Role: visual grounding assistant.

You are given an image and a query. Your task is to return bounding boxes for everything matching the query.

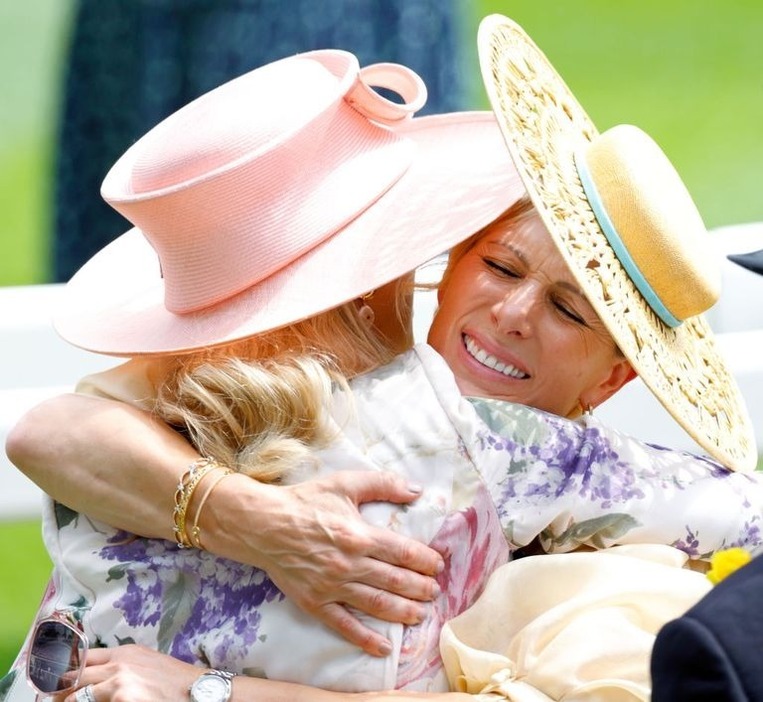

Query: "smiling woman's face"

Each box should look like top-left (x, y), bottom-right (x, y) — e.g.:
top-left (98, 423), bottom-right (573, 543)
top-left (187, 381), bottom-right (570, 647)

top-left (427, 206), bottom-right (634, 417)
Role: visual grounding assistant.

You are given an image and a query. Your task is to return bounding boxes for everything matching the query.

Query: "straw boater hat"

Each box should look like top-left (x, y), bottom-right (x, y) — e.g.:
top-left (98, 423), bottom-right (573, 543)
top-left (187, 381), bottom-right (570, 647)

top-left (54, 49), bottom-right (523, 358)
top-left (478, 14), bottom-right (756, 472)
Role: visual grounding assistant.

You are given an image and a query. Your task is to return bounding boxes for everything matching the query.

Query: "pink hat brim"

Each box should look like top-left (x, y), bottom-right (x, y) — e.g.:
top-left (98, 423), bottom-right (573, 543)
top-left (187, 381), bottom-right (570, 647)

top-left (54, 112), bottom-right (525, 356)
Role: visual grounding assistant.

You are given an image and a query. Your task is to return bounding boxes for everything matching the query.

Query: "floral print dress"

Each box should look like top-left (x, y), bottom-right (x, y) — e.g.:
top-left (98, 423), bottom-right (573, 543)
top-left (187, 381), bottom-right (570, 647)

top-left (6, 344), bottom-right (763, 698)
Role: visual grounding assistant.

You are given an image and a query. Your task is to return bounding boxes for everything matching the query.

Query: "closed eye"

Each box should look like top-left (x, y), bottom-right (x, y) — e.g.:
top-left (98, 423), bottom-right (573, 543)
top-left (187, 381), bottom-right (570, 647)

top-left (483, 257), bottom-right (520, 278)
top-left (554, 299), bottom-right (587, 325)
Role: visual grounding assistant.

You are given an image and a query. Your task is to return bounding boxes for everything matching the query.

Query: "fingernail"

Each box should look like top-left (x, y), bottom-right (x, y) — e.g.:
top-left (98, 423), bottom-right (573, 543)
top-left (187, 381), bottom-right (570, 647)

top-left (435, 558), bottom-right (445, 575)
top-left (407, 482), bottom-right (423, 495)
top-left (412, 606), bottom-right (427, 625)
top-left (378, 639), bottom-right (393, 656)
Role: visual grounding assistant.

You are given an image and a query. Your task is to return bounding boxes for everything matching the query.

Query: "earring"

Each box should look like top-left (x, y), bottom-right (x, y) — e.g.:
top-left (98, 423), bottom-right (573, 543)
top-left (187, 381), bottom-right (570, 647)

top-left (584, 404), bottom-right (594, 416)
top-left (358, 304), bottom-right (375, 326)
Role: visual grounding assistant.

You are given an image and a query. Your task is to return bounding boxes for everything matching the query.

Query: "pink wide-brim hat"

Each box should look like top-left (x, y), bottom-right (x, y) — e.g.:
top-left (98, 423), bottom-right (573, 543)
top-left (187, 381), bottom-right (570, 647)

top-left (54, 49), bottom-right (524, 356)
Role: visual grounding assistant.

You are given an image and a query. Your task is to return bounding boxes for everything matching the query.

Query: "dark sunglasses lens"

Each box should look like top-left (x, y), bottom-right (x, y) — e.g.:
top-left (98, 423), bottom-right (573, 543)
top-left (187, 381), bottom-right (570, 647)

top-left (28, 620), bottom-right (86, 693)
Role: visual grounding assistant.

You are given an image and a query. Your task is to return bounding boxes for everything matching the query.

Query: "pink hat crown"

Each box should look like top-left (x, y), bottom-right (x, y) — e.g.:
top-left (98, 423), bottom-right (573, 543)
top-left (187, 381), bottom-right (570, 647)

top-left (101, 50), bottom-right (427, 314)
top-left (56, 49), bottom-right (524, 357)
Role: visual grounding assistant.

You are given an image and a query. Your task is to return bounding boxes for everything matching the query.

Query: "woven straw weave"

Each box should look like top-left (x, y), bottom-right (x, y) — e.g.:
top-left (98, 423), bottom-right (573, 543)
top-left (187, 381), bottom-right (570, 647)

top-left (478, 15), bottom-right (755, 471)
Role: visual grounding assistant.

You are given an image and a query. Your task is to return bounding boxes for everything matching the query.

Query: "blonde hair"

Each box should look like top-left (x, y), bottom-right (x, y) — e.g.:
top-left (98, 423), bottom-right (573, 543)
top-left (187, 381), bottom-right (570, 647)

top-left (156, 290), bottom-right (406, 483)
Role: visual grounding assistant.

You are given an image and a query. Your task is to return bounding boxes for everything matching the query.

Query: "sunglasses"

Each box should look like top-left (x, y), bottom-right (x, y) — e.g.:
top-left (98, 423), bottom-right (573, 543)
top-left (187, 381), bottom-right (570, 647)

top-left (26, 611), bottom-right (88, 696)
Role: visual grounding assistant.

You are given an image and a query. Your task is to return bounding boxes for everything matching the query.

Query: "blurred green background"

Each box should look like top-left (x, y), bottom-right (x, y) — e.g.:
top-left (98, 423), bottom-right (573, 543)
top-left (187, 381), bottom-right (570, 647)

top-left (1, 0), bottom-right (762, 677)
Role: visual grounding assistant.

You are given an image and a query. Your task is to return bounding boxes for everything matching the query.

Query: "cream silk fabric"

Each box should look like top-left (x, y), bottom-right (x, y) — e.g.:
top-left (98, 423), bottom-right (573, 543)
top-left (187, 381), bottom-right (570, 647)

top-left (440, 545), bottom-right (712, 701)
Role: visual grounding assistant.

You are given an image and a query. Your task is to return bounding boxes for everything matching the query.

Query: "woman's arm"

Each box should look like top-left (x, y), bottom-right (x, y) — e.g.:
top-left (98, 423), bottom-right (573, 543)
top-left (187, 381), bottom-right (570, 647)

top-left (6, 393), bottom-right (195, 539)
top-left (65, 645), bottom-right (475, 702)
top-left (468, 397), bottom-right (763, 558)
top-left (6, 393), bottom-right (443, 656)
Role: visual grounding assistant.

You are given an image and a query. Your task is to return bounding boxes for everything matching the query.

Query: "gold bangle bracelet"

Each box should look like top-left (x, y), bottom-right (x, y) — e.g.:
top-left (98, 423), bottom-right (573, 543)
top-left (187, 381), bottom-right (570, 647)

top-left (189, 469), bottom-right (235, 550)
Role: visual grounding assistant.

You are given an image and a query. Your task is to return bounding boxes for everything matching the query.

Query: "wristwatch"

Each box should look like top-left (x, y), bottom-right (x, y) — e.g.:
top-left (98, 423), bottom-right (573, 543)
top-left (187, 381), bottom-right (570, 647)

top-left (189, 669), bottom-right (236, 702)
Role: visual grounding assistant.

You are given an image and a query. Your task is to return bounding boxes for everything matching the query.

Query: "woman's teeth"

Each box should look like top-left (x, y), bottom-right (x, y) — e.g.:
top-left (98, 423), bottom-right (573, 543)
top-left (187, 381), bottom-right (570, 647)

top-left (465, 336), bottom-right (529, 379)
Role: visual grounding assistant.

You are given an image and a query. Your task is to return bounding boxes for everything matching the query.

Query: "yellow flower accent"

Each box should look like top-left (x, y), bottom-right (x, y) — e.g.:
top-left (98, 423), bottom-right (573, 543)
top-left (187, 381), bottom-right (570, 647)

top-left (706, 547), bottom-right (752, 585)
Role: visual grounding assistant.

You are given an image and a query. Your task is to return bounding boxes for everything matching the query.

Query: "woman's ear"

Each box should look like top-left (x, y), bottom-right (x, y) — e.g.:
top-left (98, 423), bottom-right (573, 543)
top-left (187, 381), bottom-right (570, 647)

top-left (582, 358), bottom-right (637, 411)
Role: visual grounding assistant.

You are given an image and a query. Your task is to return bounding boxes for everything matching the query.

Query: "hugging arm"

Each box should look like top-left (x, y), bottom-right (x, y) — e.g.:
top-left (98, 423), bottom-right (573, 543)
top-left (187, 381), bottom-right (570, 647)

top-left (6, 392), bottom-right (443, 657)
top-left (474, 400), bottom-right (763, 558)
top-left (65, 645), bottom-right (476, 702)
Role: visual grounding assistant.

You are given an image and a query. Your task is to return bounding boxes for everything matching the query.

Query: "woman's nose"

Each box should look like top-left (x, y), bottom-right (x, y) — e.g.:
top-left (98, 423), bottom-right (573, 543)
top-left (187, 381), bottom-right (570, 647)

top-left (491, 283), bottom-right (540, 336)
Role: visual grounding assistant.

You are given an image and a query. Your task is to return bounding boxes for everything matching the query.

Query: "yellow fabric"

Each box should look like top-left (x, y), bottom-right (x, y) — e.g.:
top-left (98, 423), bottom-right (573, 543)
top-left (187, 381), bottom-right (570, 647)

top-left (440, 544), bottom-right (711, 701)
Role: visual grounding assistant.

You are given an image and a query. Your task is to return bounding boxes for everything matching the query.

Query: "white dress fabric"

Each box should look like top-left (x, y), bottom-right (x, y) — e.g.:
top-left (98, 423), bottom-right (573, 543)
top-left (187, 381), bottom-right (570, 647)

top-left (2, 345), bottom-right (762, 699)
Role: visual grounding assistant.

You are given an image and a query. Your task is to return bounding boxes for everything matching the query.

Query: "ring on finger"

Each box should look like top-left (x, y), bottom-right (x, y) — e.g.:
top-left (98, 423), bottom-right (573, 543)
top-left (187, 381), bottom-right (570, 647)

top-left (75, 684), bottom-right (97, 702)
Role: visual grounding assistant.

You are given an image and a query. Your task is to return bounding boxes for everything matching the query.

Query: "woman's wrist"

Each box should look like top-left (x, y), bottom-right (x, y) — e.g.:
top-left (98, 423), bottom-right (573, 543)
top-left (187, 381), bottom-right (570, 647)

top-left (171, 457), bottom-right (236, 549)
top-left (189, 471), bottom-right (278, 568)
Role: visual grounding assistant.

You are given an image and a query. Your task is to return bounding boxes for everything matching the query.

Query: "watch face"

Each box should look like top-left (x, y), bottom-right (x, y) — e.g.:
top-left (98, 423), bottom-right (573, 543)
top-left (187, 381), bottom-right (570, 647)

top-left (191, 675), bottom-right (229, 702)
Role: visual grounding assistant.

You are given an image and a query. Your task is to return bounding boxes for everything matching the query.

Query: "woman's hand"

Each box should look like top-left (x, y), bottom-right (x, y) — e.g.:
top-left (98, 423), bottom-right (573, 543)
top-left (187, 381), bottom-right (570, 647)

top-left (64, 645), bottom-right (471, 701)
top-left (63, 645), bottom-right (198, 702)
top-left (9, 393), bottom-right (444, 657)
top-left (205, 470), bottom-right (444, 657)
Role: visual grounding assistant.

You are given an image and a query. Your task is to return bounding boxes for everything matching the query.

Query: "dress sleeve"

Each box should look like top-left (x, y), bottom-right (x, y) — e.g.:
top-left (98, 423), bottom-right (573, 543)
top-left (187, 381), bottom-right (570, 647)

top-left (75, 356), bottom-right (176, 409)
top-left (466, 398), bottom-right (763, 560)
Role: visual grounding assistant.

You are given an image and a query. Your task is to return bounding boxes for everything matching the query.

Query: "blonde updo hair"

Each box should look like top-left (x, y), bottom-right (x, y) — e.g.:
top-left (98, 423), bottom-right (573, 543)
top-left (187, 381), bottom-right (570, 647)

top-left (156, 287), bottom-right (407, 483)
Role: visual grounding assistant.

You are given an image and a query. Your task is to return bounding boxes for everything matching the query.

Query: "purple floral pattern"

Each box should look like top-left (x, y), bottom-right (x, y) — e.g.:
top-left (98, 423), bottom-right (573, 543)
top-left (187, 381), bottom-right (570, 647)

top-left (97, 533), bottom-right (283, 664)
top-left (467, 394), bottom-right (763, 561)
top-left (25, 345), bottom-right (763, 695)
